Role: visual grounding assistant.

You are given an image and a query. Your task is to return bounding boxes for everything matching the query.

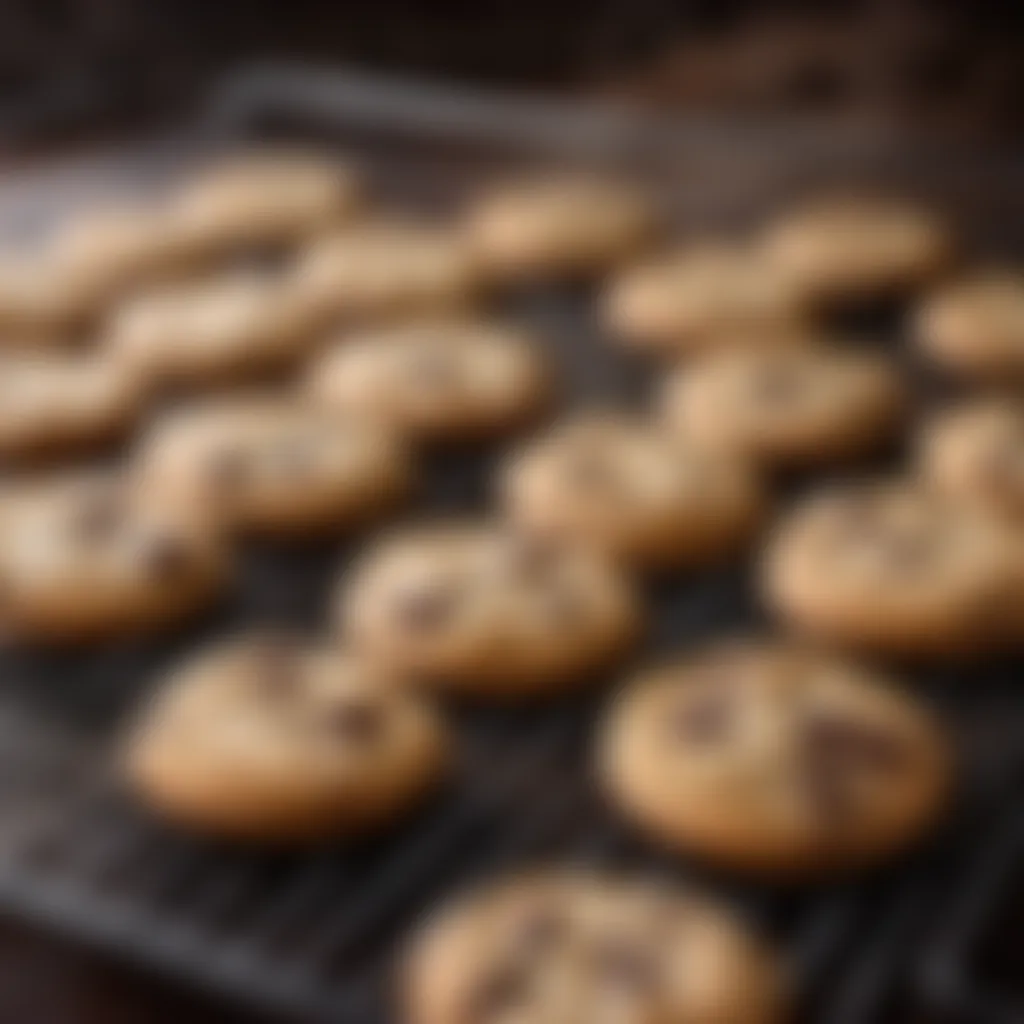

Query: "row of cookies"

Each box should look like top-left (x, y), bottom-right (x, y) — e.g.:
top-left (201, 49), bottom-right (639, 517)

top-left (0, 154), bottom-right (656, 346)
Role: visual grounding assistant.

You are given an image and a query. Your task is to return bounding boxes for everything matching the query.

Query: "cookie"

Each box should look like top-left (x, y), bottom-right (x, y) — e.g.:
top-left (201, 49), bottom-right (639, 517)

top-left (125, 633), bottom-right (448, 842)
top-left (306, 319), bottom-right (552, 443)
top-left (914, 269), bottom-right (1024, 380)
top-left (761, 195), bottom-right (951, 305)
top-left (109, 269), bottom-right (314, 391)
top-left (404, 871), bottom-right (785, 1024)
top-left (173, 151), bottom-right (361, 254)
top-left (464, 175), bottom-right (657, 281)
top-left (139, 398), bottom-right (412, 536)
top-left (54, 201), bottom-right (188, 294)
top-left (289, 220), bottom-right (480, 329)
top-left (0, 351), bottom-right (143, 462)
top-left (918, 399), bottom-right (1024, 525)
top-left (661, 346), bottom-right (906, 469)
top-left (603, 242), bottom-right (809, 357)
top-left (0, 471), bottom-right (228, 643)
top-left (500, 412), bottom-right (765, 569)
top-left (761, 481), bottom-right (1024, 656)
top-left (0, 251), bottom-right (108, 337)
top-left (338, 523), bottom-right (641, 697)
top-left (599, 640), bottom-right (951, 875)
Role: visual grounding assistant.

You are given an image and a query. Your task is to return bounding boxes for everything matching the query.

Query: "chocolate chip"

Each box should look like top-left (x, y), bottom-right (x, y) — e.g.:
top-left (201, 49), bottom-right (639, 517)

top-left (672, 688), bottom-right (733, 743)
top-left (804, 714), bottom-right (909, 772)
top-left (144, 535), bottom-right (191, 580)
top-left (801, 764), bottom-right (856, 824)
top-left (394, 586), bottom-right (457, 631)
top-left (591, 939), bottom-right (658, 994)
top-left (329, 702), bottom-right (384, 741)
top-left (466, 964), bottom-right (529, 1022)
top-left (271, 436), bottom-right (317, 477)
top-left (878, 530), bottom-right (936, 573)
top-left (543, 586), bottom-right (585, 629)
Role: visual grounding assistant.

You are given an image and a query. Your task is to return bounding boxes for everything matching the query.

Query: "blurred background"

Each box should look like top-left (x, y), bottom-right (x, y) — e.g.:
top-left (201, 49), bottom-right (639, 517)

top-left (1, 0), bottom-right (1023, 148)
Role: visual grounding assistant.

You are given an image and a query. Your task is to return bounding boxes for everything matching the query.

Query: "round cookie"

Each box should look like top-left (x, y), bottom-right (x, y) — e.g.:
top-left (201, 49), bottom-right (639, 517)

top-left (0, 351), bottom-right (144, 462)
top-left (661, 346), bottom-right (906, 469)
top-left (125, 633), bottom-right (448, 842)
top-left (762, 481), bottom-right (1024, 656)
top-left (306, 319), bottom-right (552, 443)
top-left (404, 871), bottom-right (786, 1024)
top-left (54, 201), bottom-right (187, 294)
top-left (289, 219), bottom-right (481, 328)
top-left (109, 269), bottom-right (314, 392)
top-left (338, 523), bottom-right (641, 697)
top-left (918, 399), bottom-right (1024, 525)
top-left (914, 269), bottom-right (1024, 380)
top-left (464, 175), bottom-right (657, 281)
top-left (0, 250), bottom-right (109, 337)
top-left (173, 151), bottom-right (361, 254)
top-left (500, 413), bottom-right (765, 570)
top-left (761, 195), bottom-right (951, 305)
top-left (0, 471), bottom-right (228, 643)
top-left (139, 398), bottom-right (412, 537)
top-left (603, 242), bottom-right (809, 357)
top-left (599, 641), bottom-right (951, 876)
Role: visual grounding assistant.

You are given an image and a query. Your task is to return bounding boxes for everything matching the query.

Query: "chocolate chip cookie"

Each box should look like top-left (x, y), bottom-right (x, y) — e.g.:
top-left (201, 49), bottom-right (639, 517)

top-left (464, 175), bottom-right (657, 280)
top-left (109, 269), bottom-right (315, 391)
top-left (918, 399), bottom-right (1024, 525)
top-left (404, 871), bottom-right (786, 1024)
top-left (662, 346), bottom-right (906, 469)
top-left (500, 412), bottom-right (766, 569)
top-left (914, 269), bottom-right (1024, 380)
top-left (125, 633), bottom-right (448, 841)
top-left (139, 398), bottom-right (412, 537)
top-left (761, 195), bottom-right (952, 306)
top-left (0, 471), bottom-right (228, 643)
top-left (762, 481), bottom-right (1024, 655)
top-left (603, 242), bottom-right (809, 357)
top-left (600, 640), bottom-right (951, 875)
top-left (307, 319), bottom-right (552, 443)
top-left (290, 219), bottom-right (481, 329)
top-left (338, 523), bottom-right (641, 697)
top-left (0, 351), bottom-right (143, 462)
top-left (173, 150), bottom-right (361, 254)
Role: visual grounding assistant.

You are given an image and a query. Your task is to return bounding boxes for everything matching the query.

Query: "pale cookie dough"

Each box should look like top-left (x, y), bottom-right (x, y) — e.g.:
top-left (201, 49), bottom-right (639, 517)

top-left (139, 398), bottom-right (412, 536)
top-left (918, 399), bottom-right (1024, 525)
top-left (0, 471), bottom-right (228, 643)
top-left (603, 242), bottom-right (809, 357)
top-left (662, 346), bottom-right (906, 469)
top-left (464, 175), bottom-right (658, 281)
top-left (307, 319), bottom-right (552, 443)
top-left (125, 633), bottom-right (449, 842)
top-left (338, 523), bottom-right (641, 697)
top-left (761, 195), bottom-right (952, 305)
top-left (600, 640), bottom-right (951, 876)
top-left (500, 412), bottom-right (765, 569)
top-left (762, 481), bottom-right (1024, 656)
top-left (914, 269), bottom-right (1024, 380)
top-left (404, 871), bottom-right (786, 1024)
top-left (0, 351), bottom-right (144, 462)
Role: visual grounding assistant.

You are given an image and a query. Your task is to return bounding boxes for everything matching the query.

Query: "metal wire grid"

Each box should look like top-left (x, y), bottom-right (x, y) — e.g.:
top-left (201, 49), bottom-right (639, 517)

top-left (0, 67), bottom-right (1019, 1023)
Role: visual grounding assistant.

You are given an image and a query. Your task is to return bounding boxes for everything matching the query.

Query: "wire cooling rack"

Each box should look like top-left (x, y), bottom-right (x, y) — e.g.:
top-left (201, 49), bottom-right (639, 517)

top-left (0, 65), bottom-right (1021, 1023)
